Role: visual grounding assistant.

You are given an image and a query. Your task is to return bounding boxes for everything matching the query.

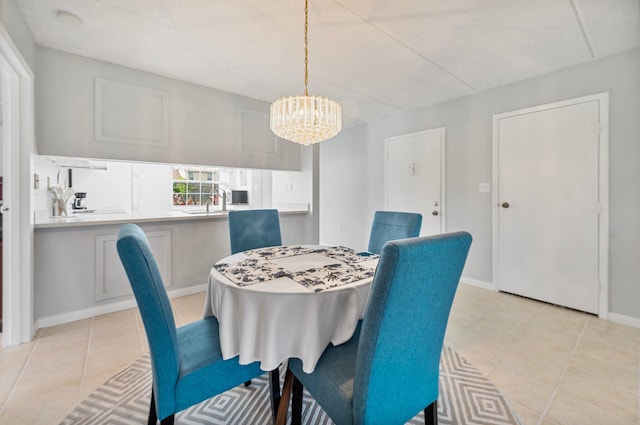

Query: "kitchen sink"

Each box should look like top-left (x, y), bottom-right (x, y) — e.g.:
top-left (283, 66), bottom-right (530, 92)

top-left (181, 209), bottom-right (226, 215)
top-left (72, 209), bottom-right (127, 214)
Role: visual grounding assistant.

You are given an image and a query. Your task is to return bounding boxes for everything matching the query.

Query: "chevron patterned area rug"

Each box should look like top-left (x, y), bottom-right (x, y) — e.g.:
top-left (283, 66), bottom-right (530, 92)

top-left (61, 346), bottom-right (521, 425)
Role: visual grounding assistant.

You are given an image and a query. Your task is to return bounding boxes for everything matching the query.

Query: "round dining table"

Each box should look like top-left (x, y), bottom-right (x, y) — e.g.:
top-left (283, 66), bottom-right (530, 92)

top-left (203, 245), bottom-right (379, 374)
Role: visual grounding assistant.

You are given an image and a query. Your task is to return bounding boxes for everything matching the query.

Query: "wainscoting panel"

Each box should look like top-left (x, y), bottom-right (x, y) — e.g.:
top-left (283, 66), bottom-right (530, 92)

top-left (236, 108), bottom-right (280, 157)
top-left (95, 230), bottom-right (172, 301)
top-left (94, 78), bottom-right (170, 147)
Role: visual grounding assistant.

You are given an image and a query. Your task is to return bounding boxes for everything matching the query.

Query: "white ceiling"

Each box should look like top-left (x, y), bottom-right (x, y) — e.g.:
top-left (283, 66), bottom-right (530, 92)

top-left (16, 0), bottom-right (640, 128)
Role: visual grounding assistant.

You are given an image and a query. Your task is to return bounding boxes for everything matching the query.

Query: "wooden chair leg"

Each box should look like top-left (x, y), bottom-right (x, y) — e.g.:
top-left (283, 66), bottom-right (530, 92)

top-left (269, 368), bottom-right (281, 421)
top-left (291, 375), bottom-right (303, 425)
top-left (424, 400), bottom-right (437, 425)
top-left (275, 369), bottom-right (294, 425)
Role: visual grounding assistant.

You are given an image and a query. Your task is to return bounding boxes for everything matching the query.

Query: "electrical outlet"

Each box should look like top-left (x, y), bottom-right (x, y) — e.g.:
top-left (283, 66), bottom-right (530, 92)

top-left (34, 173), bottom-right (40, 190)
top-left (479, 182), bottom-right (491, 193)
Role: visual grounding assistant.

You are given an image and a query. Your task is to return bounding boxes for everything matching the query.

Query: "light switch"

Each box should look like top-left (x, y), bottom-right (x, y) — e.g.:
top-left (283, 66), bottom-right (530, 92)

top-left (479, 182), bottom-right (491, 193)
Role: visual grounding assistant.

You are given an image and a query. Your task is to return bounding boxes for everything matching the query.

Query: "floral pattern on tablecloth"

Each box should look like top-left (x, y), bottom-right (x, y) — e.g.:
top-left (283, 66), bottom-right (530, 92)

top-left (312, 246), bottom-right (379, 264)
top-left (213, 259), bottom-right (291, 286)
top-left (291, 262), bottom-right (377, 292)
top-left (243, 245), bottom-right (316, 260)
top-left (214, 246), bottom-right (379, 290)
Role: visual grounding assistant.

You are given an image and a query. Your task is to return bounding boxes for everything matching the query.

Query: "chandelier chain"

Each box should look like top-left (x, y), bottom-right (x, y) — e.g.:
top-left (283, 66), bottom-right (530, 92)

top-left (269, 0), bottom-right (342, 145)
top-left (304, 0), bottom-right (309, 96)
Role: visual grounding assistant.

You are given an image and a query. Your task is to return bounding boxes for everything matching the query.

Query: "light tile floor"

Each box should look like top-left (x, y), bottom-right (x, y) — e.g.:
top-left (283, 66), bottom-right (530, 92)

top-left (0, 284), bottom-right (638, 424)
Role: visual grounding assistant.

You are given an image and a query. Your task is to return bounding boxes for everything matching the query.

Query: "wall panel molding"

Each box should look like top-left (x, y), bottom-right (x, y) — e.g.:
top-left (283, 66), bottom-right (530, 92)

top-left (95, 230), bottom-right (172, 301)
top-left (236, 108), bottom-right (280, 157)
top-left (94, 78), bottom-right (170, 147)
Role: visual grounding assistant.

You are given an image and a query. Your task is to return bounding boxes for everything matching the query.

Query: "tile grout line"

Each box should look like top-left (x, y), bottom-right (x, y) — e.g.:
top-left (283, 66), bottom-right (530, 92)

top-left (567, 317), bottom-right (640, 422)
top-left (79, 317), bottom-right (95, 394)
top-left (537, 316), bottom-right (588, 424)
top-left (484, 304), bottom-right (541, 425)
top-left (483, 302), bottom-right (538, 377)
top-left (0, 334), bottom-right (40, 417)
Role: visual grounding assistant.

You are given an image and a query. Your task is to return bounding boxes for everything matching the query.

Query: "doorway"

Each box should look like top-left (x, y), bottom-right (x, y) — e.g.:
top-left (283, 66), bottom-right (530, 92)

top-left (492, 93), bottom-right (609, 316)
top-left (384, 128), bottom-right (445, 236)
top-left (0, 24), bottom-right (34, 346)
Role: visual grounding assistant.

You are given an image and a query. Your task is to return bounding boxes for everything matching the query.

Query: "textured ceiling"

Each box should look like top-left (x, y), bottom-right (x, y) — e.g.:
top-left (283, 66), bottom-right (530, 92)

top-left (16, 0), bottom-right (640, 128)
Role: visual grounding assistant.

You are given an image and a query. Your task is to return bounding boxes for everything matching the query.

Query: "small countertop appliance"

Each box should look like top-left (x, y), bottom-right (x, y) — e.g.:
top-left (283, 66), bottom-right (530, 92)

top-left (231, 190), bottom-right (248, 205)
top-left (73, 192), bottom-right (87, 210)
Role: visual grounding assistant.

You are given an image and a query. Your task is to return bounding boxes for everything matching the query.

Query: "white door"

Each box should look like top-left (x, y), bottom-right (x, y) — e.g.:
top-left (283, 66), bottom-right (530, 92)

top-left (493, 94), bottom-right (608, 314)
top-left (385, 128), bottom-right (445, 236)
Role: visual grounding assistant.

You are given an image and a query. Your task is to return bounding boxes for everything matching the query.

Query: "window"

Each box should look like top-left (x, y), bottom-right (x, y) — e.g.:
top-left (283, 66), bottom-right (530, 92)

top-left (172, 166), bottom-right (227, 206)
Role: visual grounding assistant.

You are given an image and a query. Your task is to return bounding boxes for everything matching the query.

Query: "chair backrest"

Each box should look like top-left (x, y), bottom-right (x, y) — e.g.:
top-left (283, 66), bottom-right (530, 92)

top-left (228, 209), bottom-right (282, 254)
top-left (367, 211), bottom-right (422, 254)
top-left (354, 232), bottom-right (472, 425)
top-left (116, 224), bottom-right (179, 416)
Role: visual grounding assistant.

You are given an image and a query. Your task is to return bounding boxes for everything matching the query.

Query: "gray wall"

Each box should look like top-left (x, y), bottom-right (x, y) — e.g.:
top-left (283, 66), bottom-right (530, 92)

top-left (0, 0), bottom-right (36, 69)
top-left (320, 48), bottom-right (640, 320)
top-left (36, 47), bottom-right (301, 171)
top-left (319, 124), bottom-right (370, 249)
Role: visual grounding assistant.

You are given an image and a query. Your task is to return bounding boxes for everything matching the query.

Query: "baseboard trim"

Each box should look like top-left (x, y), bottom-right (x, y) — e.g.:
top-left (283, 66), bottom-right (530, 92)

top-left (35, 284), bottom-right (208, 329)
top-left (460, 277), bottom-right (496, 291)
top-left (608, 312), bottom-right (640, 329)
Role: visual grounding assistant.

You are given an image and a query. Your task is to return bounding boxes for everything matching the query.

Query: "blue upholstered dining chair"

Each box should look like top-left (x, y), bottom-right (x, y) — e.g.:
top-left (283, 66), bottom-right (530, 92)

top-left (116, 223), bottom-right (270, 425)
top-left (367, 210), bottom-right (423, 254)
top-left (287, 232), bottom-right (472, 425)
top-left (228, 209), bottom-right (282, 254)
top-left (227, 208), bottom-right (283, 411)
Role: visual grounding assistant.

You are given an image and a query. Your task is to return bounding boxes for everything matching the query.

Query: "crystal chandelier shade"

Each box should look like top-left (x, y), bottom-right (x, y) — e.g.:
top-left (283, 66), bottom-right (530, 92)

top-left (270, 0), bottom-right (342, 145)
top-left (270, 95), bottom-right (342, 146)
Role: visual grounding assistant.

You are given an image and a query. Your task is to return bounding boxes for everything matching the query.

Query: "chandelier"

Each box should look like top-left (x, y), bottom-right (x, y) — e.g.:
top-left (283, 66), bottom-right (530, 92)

top-left (270, 0), bottom-right (342, 146)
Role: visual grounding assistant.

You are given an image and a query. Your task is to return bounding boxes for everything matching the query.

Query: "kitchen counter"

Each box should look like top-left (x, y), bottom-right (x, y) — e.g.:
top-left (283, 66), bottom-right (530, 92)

top-left (34, 203), bottom-right (316, 328)
top-left (34, 206), bottom-right (309, 229)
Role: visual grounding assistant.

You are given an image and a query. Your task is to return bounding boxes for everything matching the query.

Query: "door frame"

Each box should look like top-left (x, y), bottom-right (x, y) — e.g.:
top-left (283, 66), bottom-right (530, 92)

top-left (491, 93), bottom-right (609, 319)
top-left (384, 127), bottom-right (446, 233)
top-left (0, 24), bottom-right (35, 346)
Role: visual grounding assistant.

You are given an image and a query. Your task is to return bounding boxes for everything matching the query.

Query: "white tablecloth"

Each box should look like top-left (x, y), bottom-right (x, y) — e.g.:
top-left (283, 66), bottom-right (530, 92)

top-left (204, 247), bottom-right (377, 373)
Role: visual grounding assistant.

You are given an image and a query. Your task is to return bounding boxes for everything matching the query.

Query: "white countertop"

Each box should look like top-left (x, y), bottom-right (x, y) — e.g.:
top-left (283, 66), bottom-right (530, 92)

top-left (34, 207), bottom-right (308, 229)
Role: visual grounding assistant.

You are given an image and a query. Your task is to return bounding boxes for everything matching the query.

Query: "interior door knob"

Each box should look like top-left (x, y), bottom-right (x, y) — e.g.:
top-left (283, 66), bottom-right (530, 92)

top-left (432, 211), bottom-right (439, 216)
top-left (501, 202), bottom-right (510, 208)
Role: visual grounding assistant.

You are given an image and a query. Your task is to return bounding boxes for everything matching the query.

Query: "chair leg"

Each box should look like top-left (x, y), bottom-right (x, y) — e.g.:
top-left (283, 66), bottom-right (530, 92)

top-left (244, 380), bottom-right (252, 387)
top-left (149, 389), bottom-right (174, 425)
top-left (269, 368), bottom-right (281, 421)
top-left (424, 400), bottom-right (437, 425)
top-left (291, 375), bottom-right (303, 425)
top-left (160, 415), bottom-right (175, 425)
top-left (148, 389), bottom-right (158, 425)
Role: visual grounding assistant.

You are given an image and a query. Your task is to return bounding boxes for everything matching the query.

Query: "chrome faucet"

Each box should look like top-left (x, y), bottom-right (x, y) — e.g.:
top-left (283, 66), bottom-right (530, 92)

top-left (220, 190), bottom-right (227, 212)
top-left (206, 189), bottom-right (227, 213)
top-left (206, 197), bottom-right (213, 213)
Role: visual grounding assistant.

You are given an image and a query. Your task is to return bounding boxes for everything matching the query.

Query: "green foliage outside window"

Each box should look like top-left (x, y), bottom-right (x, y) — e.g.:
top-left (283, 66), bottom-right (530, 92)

top-left (172, 166), bottom-right (221, 206)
